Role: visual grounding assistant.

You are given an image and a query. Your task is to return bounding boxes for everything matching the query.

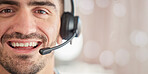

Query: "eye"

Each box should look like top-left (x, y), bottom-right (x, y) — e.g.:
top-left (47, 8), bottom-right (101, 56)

top-left (33, 8), bottom-right (51, 19)
top-left (0, 9), bottom-right (14, 13)
top-left (0, 8), bottom-right (16, 17)
top-left (34, 10), bottom-right (49, 15)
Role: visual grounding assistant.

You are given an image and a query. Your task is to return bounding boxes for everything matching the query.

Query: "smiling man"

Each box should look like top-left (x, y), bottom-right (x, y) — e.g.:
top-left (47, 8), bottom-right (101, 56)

top-left (0, 0), bottom-right (64, 74)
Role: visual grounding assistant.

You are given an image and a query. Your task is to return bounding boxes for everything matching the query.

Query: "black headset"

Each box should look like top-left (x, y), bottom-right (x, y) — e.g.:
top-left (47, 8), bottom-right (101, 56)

top-left (60, 0), bottom-right (80, 40)
top-left (39, 0), bottom-right (80, 55)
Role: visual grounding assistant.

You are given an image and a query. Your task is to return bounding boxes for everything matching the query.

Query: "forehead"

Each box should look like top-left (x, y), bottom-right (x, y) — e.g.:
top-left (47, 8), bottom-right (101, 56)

top-left (0, 0), bottom-right (60, 8)
top-left (0, 0), bottom-right (59, 4)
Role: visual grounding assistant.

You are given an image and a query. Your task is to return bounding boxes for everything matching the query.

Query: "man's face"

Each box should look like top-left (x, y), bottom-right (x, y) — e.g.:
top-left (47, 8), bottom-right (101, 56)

top-left (0, 0), bottom-right (61, 73)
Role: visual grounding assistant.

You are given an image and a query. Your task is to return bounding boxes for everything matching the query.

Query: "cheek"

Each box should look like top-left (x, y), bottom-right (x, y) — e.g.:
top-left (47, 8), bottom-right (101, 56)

top-left (0, 21), bottom-right (12, 46)
top-left (37, 18), bottom-right (61, 43)
top-left (0, 18), bottom-right (15, 39)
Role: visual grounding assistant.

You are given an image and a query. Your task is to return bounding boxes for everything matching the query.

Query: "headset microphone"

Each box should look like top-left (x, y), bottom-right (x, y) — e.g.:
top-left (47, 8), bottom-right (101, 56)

top-left (39, 31), bottom-right (76, 55)
top-left (39, 0), bottom-right (80, 55)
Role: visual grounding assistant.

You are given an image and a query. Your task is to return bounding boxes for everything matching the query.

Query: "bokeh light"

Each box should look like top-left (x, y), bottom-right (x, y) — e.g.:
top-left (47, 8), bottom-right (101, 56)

top-left (96, 0), bottom-right (111, 8)
top-left (115, 49), bottom-right (130, 66)
top-left (99, 50), bottom-right (114, 67)
top-left (113, 3), bottom-right (126, 17)
top-left (55, 34), bottom-right (83, 61)
top-left (56, 61), bottom-right (115, 74)
top-left (136, 48), bottom-right (148, 63)
top-left (79, 0), bottom-right (95, 15)
top-left (130, 30), bottom-right (148, 47)
top-left (83, 40), bottom-right (100, 59)
top-left (57, 0), bottom-right (148, 74)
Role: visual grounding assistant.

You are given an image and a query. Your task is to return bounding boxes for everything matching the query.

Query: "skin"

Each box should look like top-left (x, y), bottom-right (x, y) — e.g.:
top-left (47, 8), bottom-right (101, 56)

top-left (0, 0), bottom-right (62, 74)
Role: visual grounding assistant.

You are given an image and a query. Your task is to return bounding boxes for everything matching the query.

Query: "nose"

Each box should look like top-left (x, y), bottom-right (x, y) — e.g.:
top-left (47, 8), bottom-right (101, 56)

top-left (12, 9), bottom-right (37, 35)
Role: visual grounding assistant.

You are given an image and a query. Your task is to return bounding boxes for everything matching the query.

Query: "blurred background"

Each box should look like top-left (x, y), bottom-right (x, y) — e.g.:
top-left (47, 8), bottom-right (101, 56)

top-left (55, 0), bottom-right (148, 74)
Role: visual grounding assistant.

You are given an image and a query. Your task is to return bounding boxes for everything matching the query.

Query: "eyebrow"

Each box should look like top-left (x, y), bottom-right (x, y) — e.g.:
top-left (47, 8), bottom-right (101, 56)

top-left (28, 1), bottom-right (56, 8)
top-left (0, 0), bottom-right (19, 6)
top-left (0, 0), bottom-right (56, 8)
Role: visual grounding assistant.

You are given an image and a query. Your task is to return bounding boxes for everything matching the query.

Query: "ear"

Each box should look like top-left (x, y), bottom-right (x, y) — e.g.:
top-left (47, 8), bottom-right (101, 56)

top-left (57, 35), bottom-right (62, 44)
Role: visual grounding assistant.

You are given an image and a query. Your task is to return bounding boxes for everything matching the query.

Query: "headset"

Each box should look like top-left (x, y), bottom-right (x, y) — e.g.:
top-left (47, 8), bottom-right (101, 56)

top-left (39, 0), bottom-right (80, 55)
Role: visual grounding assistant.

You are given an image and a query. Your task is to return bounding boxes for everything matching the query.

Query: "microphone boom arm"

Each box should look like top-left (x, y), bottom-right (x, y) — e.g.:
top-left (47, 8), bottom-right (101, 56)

top-left (39, 31), bottom-right (76, 55)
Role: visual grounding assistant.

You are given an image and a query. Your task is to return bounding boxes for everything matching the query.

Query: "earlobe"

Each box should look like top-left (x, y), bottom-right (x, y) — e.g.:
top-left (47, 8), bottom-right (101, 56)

top-left (57, 35), bottom-right (62, 44)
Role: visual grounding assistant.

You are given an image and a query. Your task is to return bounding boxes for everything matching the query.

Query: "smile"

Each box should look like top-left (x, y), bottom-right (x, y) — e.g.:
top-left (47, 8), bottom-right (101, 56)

top-left (7, 41), bottom-right (42, 50)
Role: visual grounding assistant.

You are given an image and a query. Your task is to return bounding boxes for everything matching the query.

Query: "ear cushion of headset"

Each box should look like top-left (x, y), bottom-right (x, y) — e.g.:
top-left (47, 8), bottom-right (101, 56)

top-left (60, 12), bottom-right (74, 40)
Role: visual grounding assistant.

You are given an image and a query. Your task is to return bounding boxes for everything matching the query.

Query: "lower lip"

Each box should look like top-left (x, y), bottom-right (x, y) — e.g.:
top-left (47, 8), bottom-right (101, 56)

top-left (11, 47), bottom-right (37, 53)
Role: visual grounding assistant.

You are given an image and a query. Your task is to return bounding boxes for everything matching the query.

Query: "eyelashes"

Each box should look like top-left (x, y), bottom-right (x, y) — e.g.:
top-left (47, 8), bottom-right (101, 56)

top-left (0, 9), bottom-right (15, 13)
top-left (34, 9), bottom-right (49, 15)
top-left (0, 7), bottom-right (16, 17)
top-left (0, 7), bottom-right (52, 18)
top-left (32, 8), bottom-right (52, 19)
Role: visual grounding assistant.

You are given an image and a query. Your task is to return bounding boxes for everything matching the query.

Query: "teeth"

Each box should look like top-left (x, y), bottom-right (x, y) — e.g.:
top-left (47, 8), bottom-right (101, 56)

top-left (20, 43), bottom-right (24, 47)
top-left (29, 42), bottom-right (33, 47)
top-left (12, 42), bottom-right (16, 47)
top-left (32, 42), bottom-right (37, 47)
top-left (16, 43), bottom-right (19, 47)
top-left (25, 43), bottom-right (29, 47)
top-left (11, 42), bottom-right (38, 47)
